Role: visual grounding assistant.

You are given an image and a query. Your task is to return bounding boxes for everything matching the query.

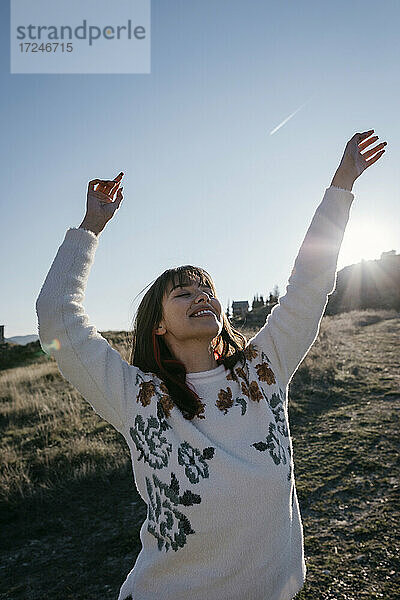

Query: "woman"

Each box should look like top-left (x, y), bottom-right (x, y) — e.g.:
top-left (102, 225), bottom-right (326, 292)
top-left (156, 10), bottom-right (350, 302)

top-left (36, 130), bottom-right (386, 600)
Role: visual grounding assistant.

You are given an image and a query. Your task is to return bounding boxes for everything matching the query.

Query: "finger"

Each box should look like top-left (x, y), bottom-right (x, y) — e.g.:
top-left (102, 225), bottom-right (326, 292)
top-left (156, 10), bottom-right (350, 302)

top-left (362, 142), bottom-right (387, 160)
top-left (365, 149), bottom-right (385, 168)
top-left (89, 175), bottom-right (123, 196)
top-left (353, 130), bottom-right (374, 147)
top-left (109, 183), bottom-right (119, 200)
top-left (357, 129), bottom-right (374, 140)
top-left (359, 135), bottom-right (379, 151)
top-left (115, 187), bottom-right (123, 208)
top-left (88, 179), bottom-right (102, 191)
top-left (102, 179), bottom-right (118, 191)
top-left (109, 179), bottom-right (122, 199)
top-left (97, 180), bottom-right (118, 198)
top-left (96, 178), bottom-right (119, 187)
top-left (95, 184), bottom-right (108, 196)
top-left (91, 180), bottom-right (112, 194)
top-left (110, 172), bottom-right (123, 191)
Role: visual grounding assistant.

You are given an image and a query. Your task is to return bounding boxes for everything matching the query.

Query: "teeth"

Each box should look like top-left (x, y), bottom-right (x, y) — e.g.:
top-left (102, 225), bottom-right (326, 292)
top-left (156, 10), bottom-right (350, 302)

top-left (192, 310), bottom-right (214, 317)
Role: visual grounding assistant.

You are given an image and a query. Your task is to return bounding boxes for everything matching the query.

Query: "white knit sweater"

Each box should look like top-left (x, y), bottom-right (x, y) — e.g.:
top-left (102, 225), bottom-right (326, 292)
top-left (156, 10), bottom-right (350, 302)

top-left (35, 185), bottom-right (354, 600)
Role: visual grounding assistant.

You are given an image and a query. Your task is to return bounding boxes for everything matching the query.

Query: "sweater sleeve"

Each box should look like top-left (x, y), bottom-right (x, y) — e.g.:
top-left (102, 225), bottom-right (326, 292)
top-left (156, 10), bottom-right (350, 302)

top-left (247, 185), bottom-right (354, 390)
top-left (35, 227), bottom-right (138, 435)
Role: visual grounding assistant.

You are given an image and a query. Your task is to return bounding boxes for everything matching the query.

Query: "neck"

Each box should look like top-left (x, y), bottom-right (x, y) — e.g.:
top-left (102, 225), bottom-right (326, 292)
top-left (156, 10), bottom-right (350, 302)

top-left (165, 338), bottom-right (219, 373)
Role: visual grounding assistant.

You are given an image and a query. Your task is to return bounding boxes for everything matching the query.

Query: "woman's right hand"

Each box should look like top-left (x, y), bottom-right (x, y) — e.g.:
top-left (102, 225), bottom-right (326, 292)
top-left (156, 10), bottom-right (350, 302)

top-left (79, 172), bottom-right (124, 235)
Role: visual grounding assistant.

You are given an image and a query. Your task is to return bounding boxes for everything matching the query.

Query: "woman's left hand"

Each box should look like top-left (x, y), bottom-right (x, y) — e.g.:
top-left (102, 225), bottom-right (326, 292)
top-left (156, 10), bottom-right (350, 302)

top-left (336, 130), bottom-right (387, 183)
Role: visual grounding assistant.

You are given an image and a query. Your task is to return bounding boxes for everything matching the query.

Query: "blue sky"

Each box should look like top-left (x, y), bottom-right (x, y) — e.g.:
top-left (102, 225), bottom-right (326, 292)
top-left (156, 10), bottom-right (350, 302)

top-left (1, 0), bottom-right (399, 338)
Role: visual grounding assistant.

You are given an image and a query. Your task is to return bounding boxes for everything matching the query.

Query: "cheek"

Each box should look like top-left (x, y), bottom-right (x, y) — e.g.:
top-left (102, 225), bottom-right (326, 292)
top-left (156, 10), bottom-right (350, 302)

top-left (164, 301), bottom-right (187, 326)
top-left (214, 299), bottom-right (223, 317)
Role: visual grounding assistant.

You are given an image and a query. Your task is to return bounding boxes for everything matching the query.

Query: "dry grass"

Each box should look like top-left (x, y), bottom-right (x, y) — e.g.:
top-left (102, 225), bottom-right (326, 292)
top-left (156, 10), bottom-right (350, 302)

top-left (0, 361), bottom-right (127, 507)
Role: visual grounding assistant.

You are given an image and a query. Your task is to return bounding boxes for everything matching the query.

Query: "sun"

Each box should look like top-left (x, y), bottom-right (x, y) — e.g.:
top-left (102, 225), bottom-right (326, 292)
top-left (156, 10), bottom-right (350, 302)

top-left (337, 218), bottom-right (397, 270)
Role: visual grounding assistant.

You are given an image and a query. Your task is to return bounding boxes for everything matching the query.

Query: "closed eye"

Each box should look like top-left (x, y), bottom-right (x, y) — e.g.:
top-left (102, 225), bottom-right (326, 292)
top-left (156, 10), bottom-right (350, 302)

top-left (174, 288), bottom-right (214, 298)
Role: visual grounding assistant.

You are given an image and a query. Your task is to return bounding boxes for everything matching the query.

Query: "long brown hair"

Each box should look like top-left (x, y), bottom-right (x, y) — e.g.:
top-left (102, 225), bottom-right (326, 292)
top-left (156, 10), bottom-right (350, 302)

top-left (129, 265), bottom-right (247, 420)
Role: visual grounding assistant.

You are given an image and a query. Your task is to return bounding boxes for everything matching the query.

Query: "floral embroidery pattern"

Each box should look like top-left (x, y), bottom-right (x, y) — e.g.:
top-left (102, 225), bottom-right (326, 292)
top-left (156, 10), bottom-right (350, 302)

top-left (252, 421), bottom-right (288, 466)
top-left (226, 365), bottom-right (247, 383)
top-left (216, 386), bottom-right (248, 415)
top-left (244, 343), bottom-right (258, 361)
top-left (178, 441), bottom-right (215, 484)
top-left (158, 382), bottom-right (175, 418)
top-left (278, 387), bottom-right (286, 402)
top-left (250, 373), bottom-right (292, 480)
top-left (241, 380), bottom-right (263, 403)
top-left (269, 392), bottom-right (288, 437)
top-left (235, 366), bottom-right (248, 381)
top-left (134, 374), bottom-right (176, 418)
top-left (137, 380), bottom-right (156, 407)
top-left (235, 397), bottom-right (247, 415)
top-left (216, 387), bottom-right (233, 413)
top-left (159, 394), bottom-right (174, 419)
top-left (146, 472), bottom-right (201, 552)
top-left (129, 414), bottom-right (172, 469)
top-left (255, 361), bottom-right (276, 385)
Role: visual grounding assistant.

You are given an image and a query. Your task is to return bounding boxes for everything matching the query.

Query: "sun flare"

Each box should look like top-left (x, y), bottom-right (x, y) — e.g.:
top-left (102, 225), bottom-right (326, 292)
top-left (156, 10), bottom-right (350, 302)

top-left (337, 218), bottom-right (397, 270)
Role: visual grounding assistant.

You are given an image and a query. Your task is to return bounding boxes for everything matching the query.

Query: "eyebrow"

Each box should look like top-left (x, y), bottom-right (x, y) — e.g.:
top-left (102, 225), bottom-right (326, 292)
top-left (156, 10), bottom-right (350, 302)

top-left (168, 283), bottom-right (211, 296)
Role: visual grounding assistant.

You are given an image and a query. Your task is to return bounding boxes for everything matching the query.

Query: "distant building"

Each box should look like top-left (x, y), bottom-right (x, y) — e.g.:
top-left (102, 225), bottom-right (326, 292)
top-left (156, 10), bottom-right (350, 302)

top-left (0, 325), bottom-right (4, 344)
top-left (232, 301), bottom-right (249, 318)
top-left (252, 294), bottom-right (265, 310)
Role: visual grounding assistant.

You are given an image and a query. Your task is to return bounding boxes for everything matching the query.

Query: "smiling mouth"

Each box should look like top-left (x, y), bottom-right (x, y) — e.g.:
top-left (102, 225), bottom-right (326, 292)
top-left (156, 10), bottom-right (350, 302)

top-left (190, 310), bottom-right (216, 318)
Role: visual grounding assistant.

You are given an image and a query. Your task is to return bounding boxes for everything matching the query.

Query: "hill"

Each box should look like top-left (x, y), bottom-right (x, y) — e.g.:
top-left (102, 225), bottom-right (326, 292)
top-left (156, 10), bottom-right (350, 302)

top-left (5, 335), bottom-right (40, 346)
top-left (326, 251), bottom-right (400, 314)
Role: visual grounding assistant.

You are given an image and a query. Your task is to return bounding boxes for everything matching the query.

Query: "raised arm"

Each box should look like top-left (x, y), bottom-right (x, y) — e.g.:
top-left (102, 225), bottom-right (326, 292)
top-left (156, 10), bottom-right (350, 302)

top-left (35, 173), bottom-right (137, 435)
top-left (248, 130), bottom-right (387, 389)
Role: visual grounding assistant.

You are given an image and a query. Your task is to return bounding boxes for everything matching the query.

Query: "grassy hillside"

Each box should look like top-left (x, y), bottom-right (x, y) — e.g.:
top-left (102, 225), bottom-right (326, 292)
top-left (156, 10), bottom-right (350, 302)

top-left (0, 309), bottom-right (399, 599)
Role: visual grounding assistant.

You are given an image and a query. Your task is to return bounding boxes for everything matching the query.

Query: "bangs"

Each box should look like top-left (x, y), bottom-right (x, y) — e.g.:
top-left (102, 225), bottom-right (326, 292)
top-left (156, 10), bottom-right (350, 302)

top-left (164, 266), bottom-right (216, 297)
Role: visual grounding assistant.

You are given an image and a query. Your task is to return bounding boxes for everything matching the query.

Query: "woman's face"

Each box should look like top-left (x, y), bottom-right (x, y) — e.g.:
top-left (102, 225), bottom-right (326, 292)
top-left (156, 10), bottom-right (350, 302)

top-left (155, 277), bottom-right (223, 344)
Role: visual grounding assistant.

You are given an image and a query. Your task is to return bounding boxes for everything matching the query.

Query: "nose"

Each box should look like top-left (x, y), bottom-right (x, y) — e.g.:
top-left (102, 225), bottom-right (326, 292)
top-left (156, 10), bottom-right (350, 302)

top-left (195, 290), bottom-right (211, 303)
